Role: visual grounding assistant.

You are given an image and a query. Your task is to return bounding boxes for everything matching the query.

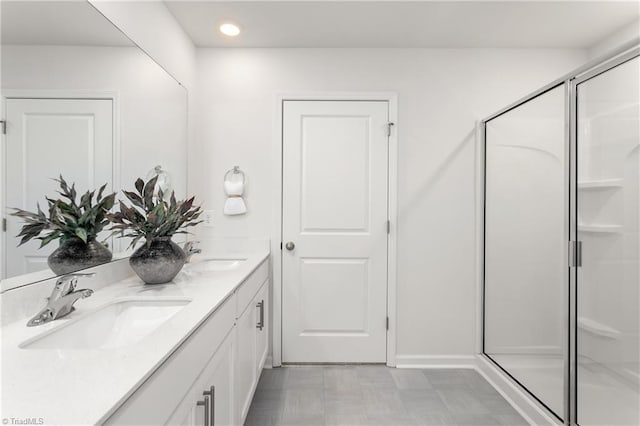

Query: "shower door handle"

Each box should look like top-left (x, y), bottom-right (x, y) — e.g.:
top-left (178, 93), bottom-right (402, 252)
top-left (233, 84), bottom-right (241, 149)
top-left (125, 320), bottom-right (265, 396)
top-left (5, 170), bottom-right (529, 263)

top-left (569, 241), bottom-right (582, 268)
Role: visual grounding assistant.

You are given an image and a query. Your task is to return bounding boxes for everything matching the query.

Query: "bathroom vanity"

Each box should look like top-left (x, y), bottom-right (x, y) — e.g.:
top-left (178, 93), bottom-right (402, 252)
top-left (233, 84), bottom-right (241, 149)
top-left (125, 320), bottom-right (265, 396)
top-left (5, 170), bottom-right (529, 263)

top-left (0, 250), bottom-right (270, 425)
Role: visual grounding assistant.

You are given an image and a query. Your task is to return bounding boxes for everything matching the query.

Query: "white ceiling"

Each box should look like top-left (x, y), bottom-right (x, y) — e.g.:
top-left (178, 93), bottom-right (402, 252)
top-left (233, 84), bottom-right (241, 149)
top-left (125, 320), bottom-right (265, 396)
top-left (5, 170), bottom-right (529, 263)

top-left (1, 1), bottom-right (134, 46)
top-left (164, 1), bottom-right (640, 48)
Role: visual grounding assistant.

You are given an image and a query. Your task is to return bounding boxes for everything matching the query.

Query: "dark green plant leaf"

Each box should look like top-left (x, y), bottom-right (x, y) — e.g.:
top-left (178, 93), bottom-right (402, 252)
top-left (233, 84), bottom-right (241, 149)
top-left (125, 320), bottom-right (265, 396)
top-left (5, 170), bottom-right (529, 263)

top-left (135, 178), bottom-right (145, 195)
top-left (11, 176), bottom-right (115, 247)
top-left (123, 191), bottom-right (144, 209)
top-left (143, 175), bottom-right (159, 208)
top-left (109, 177), bottom-right (203, 244)
top-left (75, 227), bottom-right (88, 243)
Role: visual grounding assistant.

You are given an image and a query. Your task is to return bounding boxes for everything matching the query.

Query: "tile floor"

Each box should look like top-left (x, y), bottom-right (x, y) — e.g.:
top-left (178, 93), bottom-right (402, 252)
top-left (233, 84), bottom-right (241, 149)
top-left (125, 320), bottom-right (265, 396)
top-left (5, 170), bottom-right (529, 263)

top-left (244, 366), bottom-right (529, 426)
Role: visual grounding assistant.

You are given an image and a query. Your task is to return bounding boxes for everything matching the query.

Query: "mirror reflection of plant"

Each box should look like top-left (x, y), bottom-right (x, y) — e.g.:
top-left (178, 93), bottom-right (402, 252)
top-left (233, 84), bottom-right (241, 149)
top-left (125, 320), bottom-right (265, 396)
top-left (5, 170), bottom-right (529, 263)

top-left (108, 176), bottom-right (202, 249)
top-left (11, 175), bottom-right (116, 247)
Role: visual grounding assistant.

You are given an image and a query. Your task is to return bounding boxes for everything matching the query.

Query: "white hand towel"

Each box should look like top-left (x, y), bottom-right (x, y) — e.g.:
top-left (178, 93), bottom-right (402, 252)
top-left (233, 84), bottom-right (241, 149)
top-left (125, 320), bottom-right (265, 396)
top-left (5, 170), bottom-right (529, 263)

top-left (224, 197), bottom-right (247, 215)
top-left (224, 180), bottom-right (244, 196)
top-left (224, 177), bottom-right (247, 215)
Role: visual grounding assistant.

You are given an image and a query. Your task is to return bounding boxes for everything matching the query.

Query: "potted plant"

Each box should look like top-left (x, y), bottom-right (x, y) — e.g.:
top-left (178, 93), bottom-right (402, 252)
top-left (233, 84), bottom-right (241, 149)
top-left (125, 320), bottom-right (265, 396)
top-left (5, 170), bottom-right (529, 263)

top-left (11, 176), bottom-right (116, 275)
top-left (108, 176), bottom-right (202, 284)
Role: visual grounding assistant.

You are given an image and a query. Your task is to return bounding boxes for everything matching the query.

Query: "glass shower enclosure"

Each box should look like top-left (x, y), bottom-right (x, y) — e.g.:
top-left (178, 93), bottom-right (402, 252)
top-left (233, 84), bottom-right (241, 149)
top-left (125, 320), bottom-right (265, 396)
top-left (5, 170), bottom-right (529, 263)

top-left (482, 44), bottom-right (639, 425)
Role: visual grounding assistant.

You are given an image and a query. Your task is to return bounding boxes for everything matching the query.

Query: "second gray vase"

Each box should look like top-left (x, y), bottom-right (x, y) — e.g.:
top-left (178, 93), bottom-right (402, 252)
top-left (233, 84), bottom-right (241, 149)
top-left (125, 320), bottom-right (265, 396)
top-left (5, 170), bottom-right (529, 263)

top-left (129, 238), bottom-right (186, 284)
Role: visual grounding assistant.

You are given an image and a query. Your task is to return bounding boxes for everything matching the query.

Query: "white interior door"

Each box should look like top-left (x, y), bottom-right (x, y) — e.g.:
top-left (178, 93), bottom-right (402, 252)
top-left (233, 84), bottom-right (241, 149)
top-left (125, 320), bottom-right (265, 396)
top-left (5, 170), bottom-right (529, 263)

top-left (282, 100), bottom-right (389, 363)
top-left (4, 98), bottom-right (113, 278)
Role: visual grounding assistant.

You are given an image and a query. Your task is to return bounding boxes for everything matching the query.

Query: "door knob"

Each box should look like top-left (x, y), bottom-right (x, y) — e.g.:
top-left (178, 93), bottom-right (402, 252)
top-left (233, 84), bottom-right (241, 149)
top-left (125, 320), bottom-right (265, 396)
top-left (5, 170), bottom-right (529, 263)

top-left (285, 241), bottom-right (295, 251)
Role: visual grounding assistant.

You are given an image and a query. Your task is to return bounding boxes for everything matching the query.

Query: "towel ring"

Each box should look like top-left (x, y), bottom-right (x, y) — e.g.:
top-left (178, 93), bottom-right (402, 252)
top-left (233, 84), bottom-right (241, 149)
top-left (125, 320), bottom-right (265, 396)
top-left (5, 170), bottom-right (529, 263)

top-left (224, 166), bottom-right (245, 185)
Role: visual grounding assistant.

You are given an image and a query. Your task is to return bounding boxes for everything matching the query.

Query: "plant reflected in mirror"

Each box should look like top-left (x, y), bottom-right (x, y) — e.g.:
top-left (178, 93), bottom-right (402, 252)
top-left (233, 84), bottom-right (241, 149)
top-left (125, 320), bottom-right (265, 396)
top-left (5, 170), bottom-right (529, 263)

top-left (11, 176), bottom-right (115, 247)
top-left (10, 176), bottom-right (116, 275)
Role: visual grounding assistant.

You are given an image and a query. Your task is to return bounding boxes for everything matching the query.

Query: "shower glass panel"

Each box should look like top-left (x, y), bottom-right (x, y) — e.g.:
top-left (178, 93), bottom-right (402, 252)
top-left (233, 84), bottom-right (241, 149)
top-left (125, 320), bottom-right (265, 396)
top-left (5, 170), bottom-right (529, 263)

top-left (575, 55), bottom-right (640, 426)
top-left (484, 84), bottom-right (566, 420)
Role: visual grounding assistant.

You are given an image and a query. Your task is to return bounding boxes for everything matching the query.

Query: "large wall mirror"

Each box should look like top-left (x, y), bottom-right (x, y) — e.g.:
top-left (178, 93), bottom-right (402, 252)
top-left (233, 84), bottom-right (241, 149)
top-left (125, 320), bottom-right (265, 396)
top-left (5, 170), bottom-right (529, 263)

top-left (0, 1), bottom-right (188, 287)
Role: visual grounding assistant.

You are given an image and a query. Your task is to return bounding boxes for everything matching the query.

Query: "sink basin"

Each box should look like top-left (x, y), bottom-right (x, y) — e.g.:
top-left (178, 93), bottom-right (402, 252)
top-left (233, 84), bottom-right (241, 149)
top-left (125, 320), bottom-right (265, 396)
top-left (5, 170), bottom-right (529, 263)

top-left (188, 258), bottom-right (246, 272)
top-left (20, 298), bottom-right (190, 350)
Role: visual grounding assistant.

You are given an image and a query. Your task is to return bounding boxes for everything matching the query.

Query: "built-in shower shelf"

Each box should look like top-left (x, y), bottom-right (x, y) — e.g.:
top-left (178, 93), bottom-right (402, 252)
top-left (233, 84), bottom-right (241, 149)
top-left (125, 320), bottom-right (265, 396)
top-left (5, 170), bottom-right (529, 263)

top-left (578, 178), bottom-right (623, 190)
top-left (578, 224), bottom-right (622, 233)
top-left (578, 316), bottom-right (621, 339)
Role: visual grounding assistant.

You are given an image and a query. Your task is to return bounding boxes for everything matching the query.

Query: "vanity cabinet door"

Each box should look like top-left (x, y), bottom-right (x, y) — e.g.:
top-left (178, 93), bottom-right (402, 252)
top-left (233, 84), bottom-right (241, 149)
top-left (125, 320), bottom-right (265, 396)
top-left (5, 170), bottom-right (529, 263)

top-left (206, 334), bottom-right (235, 425)
top-left (167, 331), bottom-right (235, 426)
top-left (235, 298), bottom-right (257, 423)
top-left (255, 282), bottom-right (269, 373)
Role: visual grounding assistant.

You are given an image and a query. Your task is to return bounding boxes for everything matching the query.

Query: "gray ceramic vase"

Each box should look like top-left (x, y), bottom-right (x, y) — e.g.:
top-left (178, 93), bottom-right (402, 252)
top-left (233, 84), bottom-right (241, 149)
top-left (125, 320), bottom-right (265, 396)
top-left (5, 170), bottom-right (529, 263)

top-left (48, 237), bottom-right (113, 275)
top-left (129, 238), bottom-right (186, 284)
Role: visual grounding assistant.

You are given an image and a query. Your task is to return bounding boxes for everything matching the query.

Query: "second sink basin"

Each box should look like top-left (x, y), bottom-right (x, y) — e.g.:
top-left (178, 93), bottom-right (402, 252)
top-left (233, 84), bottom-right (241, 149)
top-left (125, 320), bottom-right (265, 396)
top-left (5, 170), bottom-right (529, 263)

top-left (188, 258), bottom-right (246, 272)
top-left (20, 298), bottom-right (191, 350)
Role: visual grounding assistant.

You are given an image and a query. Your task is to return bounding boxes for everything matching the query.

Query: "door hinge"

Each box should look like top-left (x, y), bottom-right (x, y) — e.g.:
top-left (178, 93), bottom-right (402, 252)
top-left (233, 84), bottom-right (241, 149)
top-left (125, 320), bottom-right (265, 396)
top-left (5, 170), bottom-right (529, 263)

top-left (2, 218), bottom-right (6, 232)
top-left (386, 220), bottom-right (390, 234)
top-left (569, 240), bottom-right (582, 268)
top-left (387, 122), bottom-right (394, 137)
top-left (0, 120), bottom-right (6, 135)
top-left (386, 316), bottom-right (389, 330)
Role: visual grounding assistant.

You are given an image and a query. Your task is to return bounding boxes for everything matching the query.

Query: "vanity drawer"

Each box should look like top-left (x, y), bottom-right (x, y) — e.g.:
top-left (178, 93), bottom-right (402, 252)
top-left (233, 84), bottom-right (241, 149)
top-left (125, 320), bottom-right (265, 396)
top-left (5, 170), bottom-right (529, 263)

top-left (104, 294), bottom-right (236, 425)
top-left (236, 259), bottom-right (268, 317)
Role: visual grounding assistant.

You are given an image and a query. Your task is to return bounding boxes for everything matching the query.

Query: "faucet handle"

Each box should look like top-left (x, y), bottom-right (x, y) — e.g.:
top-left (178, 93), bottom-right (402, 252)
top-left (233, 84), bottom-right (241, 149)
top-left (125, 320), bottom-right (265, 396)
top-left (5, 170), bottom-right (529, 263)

top-left (54, 272), bottom-right (96, 292)
top-left (184, 240), bottom-right (201, 250)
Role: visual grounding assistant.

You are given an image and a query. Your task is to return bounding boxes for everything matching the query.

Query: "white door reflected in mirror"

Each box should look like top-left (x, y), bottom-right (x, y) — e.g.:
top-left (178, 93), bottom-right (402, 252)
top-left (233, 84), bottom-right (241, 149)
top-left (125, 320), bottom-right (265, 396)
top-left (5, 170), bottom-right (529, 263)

top-left (4, 98), bottom-right (113, 279)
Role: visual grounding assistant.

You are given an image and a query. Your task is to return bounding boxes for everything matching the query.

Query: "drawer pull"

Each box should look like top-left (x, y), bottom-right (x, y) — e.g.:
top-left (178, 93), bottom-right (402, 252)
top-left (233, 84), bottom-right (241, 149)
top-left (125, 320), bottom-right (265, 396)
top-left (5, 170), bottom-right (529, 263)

top-left (203, 386), bottom-right (215, 424)
top-left (256, 300), bottom-right (264, 330)
top-left (196, 394), bottom-right (210, 426)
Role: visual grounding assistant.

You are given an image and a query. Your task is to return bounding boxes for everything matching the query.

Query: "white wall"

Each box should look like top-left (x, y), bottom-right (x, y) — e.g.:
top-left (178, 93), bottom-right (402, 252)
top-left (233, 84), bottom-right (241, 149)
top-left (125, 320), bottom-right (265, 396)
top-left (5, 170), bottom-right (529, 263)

top-left (89, 0), bottom-right (200, 201)
top-left (193, 48), bottom-right (587, 360)
top-left (89, 0), bottom-right (196, 90)
top-left (588, 18), bottom-right (640, 59)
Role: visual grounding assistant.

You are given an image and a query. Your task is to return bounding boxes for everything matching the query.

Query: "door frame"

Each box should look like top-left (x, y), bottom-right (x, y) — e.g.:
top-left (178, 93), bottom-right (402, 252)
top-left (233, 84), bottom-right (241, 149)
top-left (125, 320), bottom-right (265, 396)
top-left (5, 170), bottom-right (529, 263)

top-left (1, 90), bottom-right (120, 279)
top-left (271, 92), bottom-right (398, 367)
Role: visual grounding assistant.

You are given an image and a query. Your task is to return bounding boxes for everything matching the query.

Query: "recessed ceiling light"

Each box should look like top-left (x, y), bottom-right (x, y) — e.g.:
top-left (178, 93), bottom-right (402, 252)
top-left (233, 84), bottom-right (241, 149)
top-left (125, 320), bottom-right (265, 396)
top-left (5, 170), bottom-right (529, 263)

top-left (219, 23), bottom-right (240, 37)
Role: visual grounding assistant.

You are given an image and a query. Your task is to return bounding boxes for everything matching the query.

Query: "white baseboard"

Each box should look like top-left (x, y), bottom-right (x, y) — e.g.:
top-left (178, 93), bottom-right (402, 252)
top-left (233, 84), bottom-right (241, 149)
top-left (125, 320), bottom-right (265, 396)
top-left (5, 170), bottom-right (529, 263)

top-left (476, 355), bottom-right (561, 426)
top-left (264, 355), bottom-right (274, 369)
top-left (395, 354), bottom-right (477, 369)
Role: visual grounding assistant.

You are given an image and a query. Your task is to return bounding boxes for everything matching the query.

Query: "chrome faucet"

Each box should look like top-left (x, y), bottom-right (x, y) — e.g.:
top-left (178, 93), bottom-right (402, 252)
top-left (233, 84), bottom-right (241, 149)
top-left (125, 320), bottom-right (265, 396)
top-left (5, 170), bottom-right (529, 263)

top-left (27, 273), bottom-right (95, 327)
top-left (183, 240), bottom-right (202, 263)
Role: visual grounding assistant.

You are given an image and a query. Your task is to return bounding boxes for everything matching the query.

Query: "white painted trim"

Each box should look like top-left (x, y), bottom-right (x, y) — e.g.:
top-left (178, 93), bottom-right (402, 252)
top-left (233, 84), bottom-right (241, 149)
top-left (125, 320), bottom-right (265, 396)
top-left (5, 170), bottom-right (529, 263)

top-left (476, 355), bottom-right (562, 426)
top-left (395, 355), bottom-right (477, 369)
top-left (0, 96), bottom-right (5, 282)
top-left (263, 355), bottom-right (274, 369)
top-left (270, 96), bottom-right (284, 367)
top-left (475, 121), bottom-right (484, 355)
top-left (1, 89), bottom-right (122, 278)
top-left (271, 92), bottom-right (399, 367)
top-left (386, 95), bottom-right (399, 367)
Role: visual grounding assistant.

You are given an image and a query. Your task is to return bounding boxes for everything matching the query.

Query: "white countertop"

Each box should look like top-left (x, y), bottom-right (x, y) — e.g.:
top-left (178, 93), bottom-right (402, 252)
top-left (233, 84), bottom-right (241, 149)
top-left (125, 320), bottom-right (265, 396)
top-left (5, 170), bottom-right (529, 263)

top-left (0, 249), bottom-right (269, 426)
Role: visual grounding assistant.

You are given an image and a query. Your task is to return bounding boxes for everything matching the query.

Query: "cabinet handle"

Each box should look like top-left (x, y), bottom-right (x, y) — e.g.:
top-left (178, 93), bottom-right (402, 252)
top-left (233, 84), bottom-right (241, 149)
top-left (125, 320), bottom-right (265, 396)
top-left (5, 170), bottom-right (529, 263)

top-left (203, 386), bottom-right (215, 425)
top-left (256, 300), bottom-right (264, 330)
top-left (196, 395), bottom-right (210, 426)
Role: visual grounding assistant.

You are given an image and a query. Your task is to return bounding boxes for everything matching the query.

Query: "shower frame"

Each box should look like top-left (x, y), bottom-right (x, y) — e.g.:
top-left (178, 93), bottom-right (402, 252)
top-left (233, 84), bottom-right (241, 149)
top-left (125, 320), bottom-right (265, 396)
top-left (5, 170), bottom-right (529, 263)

top-left (479, 40), bottom-right (640, 426)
